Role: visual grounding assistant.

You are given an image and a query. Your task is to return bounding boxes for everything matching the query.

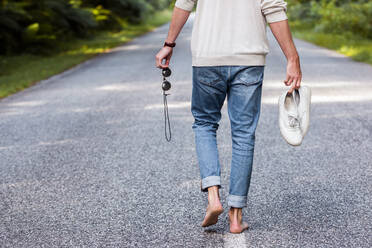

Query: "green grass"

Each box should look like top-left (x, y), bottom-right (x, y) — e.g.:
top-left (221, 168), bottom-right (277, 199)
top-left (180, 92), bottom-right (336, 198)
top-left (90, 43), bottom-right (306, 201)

top-left (0, 10), bottom-right (172, 99)
top-left (290, 21), bottom-right (372, 65)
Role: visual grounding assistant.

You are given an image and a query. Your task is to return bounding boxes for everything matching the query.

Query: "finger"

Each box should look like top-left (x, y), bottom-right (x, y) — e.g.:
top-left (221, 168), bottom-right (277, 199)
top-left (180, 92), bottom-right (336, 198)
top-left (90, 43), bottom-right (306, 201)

top-left (296, 78), bottom-right (301, 89)
top-left (284, 74), bottom-right (291, 86)
top-left (287, 75), bottom-right (295, 87)
top-left (293, 78), bottom-right (300, 89)
top-left (295, 81), bottom-right (300, 90)
top-left (155, 57), bottom-right (159, 68)
top-left (288, 86), bottom-right (293, 94)
top-left (156, 56), bottom-right (162, 68)
top-left (296, 76), bottom-right (302, 88)
top-left (160, 58), bottom-right (169, 68)
top-left (158, 58), bottom-right (167, 69)
top-left (295, 76), bottom-right (301, 89)
top-left (287, 76), bottom-right (294, 89)
top-left (289, 80), bottom-right (297, 93)
top-left (165, 55), bottom-right (171, 67)
top-left (292, 81), bottom-right (297, 91)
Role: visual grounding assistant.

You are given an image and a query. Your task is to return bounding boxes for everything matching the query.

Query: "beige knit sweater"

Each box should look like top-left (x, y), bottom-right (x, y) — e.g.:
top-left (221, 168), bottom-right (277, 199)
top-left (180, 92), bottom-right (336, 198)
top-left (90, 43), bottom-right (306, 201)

top-left (175, 0), bottom-right (288, 66)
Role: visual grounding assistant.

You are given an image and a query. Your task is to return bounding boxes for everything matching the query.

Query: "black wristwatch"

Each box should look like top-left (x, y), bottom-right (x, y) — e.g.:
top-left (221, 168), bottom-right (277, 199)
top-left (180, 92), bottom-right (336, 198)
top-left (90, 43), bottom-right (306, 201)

top-left (164, 41), bottom-right (176, 48)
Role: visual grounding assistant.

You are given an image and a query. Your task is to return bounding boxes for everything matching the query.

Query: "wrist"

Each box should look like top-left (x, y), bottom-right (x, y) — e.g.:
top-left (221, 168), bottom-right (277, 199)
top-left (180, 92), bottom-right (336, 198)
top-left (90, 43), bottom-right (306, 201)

top-left (164, 41), bottom-right (176, 48)
top-left (165, 38), bottom-right (175, 43)
top-left (287, 54), bottom-right (299, 62)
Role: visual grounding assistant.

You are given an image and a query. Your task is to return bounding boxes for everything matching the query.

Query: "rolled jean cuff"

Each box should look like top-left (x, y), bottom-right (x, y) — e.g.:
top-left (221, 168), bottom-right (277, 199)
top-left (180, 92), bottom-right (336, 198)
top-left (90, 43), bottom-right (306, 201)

top-left (227, 194), bottom-right (248, 208)
top-left (201, 176), bottom-right (221, 192)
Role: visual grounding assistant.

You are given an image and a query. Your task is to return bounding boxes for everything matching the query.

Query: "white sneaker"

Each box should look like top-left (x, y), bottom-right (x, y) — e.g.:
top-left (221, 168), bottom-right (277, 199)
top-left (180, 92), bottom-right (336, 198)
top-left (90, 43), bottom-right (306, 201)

top-left (297, 86), bottom-right (312, 137)
top-left (278, 90), bottom-right (303, 146)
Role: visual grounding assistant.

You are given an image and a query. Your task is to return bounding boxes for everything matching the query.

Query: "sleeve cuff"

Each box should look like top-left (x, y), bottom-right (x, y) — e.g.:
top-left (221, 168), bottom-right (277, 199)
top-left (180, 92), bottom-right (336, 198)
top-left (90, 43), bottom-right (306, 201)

top-left (265, 10), bottom-right (288, 23)
top-left (175, 0), bottom-right (195, 12)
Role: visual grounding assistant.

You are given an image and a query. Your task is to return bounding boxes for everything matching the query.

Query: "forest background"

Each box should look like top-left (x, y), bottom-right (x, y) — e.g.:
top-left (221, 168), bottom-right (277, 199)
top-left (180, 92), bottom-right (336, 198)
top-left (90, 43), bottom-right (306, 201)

top-left (0, 0), bottom-right (371, 98)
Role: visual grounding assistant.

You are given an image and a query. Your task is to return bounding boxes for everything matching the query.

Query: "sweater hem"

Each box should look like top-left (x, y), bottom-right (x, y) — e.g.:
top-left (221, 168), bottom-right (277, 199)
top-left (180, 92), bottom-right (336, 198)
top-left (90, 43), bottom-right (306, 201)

top-left (191, 54), bottom-right (267, 67)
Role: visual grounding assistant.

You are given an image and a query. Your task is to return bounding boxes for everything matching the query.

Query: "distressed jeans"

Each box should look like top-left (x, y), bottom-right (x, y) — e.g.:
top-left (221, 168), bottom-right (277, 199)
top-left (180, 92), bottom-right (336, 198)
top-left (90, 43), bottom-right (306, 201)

top-left (191, 65), bottom-right (264, 208)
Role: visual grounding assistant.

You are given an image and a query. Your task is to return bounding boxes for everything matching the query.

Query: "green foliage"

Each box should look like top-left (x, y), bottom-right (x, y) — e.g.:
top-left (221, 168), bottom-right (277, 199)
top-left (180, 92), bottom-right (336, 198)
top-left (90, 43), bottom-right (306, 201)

top-left (287, 0), bottom-right (372, 39)
top-left (292, 28), bottom-right (372, 65)
top-left (0, 0), bottom-right (172, 54)
top-left (0, 9), bottom-right (172, 98)
top-left (0, 2), bottom-right (28, 54)
top-left (82, 0), bottom-right (153, 24)
top-left (288, 0), bottom-right (372, 65)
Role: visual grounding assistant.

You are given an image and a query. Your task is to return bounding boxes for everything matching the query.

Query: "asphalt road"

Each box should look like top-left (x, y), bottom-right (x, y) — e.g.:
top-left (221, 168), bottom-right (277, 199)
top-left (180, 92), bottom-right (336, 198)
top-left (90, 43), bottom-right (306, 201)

top-left (1, 15), bottom-right (372, 248)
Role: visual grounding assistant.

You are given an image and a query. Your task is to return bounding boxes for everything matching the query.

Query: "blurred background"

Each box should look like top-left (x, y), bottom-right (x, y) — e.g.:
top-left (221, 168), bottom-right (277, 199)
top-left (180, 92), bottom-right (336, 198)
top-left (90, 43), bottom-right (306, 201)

top-left (287, 0), bottom-right (372, 64)
top-left (0, 0), bottom-right (175, 98)
top-left (0, 0), bottom-right (371, 98)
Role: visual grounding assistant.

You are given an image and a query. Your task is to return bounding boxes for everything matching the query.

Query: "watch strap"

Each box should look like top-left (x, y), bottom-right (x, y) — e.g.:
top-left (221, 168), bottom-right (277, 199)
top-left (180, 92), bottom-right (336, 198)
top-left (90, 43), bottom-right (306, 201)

top-left (164, 41), bottom-right (176, 48)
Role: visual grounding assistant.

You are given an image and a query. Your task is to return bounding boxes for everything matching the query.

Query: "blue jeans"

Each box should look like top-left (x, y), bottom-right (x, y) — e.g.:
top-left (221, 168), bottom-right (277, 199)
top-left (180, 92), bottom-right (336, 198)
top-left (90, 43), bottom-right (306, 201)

top-left (191, 65), bottom-right (264, 208)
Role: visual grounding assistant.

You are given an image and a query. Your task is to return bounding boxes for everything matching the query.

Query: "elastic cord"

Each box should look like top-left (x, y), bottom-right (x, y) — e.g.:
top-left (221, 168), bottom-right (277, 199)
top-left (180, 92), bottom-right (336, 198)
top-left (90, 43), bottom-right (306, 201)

top-left (163, 91), bottom-right (171, 142)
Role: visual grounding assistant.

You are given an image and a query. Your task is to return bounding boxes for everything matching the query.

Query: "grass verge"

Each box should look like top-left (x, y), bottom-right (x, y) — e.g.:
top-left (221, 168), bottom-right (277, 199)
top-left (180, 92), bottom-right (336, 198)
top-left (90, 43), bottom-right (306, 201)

top-left (290, 21), bottom-right (372, 66)
top-left (0, 10), bottom-right (172, 99)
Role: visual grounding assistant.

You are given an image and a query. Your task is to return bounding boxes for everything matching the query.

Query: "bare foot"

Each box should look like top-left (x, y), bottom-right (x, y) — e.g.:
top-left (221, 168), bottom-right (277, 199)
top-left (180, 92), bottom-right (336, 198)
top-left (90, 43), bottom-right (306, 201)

top-left (201, 202), bottom-right (224, 227)
top-left (228, 207), bottom-right (249, 233)
top-left (201, 186), bottom-right (224, 227)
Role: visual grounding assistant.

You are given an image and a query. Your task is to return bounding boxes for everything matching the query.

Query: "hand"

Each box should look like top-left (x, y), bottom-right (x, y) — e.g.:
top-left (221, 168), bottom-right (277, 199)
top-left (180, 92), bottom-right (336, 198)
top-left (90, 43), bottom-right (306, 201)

top-left (284, 57), bottom-right (302, 93)
top-left (155, 46), bottom-right (173, 69)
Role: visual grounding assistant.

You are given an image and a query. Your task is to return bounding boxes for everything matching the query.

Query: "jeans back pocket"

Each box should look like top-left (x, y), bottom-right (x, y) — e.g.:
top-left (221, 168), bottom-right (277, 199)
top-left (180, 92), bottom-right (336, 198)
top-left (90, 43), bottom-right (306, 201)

top-left (234, 66), bottom-right (265, 86)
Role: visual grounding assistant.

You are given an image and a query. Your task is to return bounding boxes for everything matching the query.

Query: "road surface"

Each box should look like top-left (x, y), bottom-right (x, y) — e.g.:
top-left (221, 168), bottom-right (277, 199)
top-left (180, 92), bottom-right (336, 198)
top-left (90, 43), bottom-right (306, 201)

top-left (1, 15), bottom-right (371, 247)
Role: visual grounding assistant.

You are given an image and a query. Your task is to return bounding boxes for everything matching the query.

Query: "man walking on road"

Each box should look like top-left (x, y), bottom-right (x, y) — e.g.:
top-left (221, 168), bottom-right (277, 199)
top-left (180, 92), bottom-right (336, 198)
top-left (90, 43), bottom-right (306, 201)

top-left (155, 0), bottom-right (302, 233)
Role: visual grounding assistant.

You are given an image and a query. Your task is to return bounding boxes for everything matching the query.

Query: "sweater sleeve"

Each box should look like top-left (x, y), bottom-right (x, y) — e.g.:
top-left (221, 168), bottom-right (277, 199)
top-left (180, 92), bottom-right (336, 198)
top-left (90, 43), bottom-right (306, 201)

top-left (261, 0), bottom-right (288, 23)
top-left (175, 0), bottom-right (197, 12)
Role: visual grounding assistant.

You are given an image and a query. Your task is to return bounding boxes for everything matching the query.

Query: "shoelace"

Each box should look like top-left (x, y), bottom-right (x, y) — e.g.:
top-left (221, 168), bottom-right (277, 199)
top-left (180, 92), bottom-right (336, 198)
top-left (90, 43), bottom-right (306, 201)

top-left (288, 113), bottom-right (300, 128)
top-left (163, 91), bottom-right (171, 142)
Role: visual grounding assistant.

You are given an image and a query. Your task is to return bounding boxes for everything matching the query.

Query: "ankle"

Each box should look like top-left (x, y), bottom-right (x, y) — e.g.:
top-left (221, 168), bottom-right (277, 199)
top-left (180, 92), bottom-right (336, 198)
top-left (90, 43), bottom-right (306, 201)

top-left (207, 186), bottom-right (221, 203)
top-left (229, 207), bottom-right (242, 220)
